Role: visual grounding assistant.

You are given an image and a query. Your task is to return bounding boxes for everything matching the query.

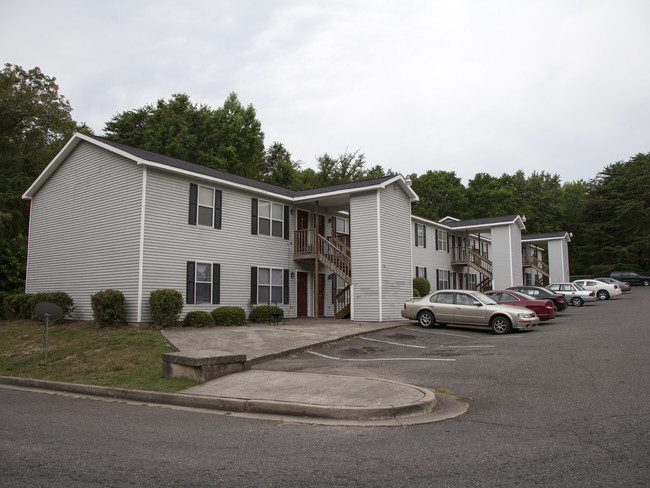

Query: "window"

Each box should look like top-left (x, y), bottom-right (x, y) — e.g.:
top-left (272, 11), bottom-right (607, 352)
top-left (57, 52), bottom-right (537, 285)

top-left (188, 183), bottom-right (222, 228)
top-left (250, 267), bottom-right (289, 304)
top-left (436, 269), bottom-right (451, 290)
top-left (481, 241), bottom-right (489, 259)
top-left (415, 266), bottom-right (427, 278)
top-left (252, 198), bottom-right (289, 239)
top-left (335, 218), bottom-right (350, 235)
top-left (436, 229), bottom-right (448, 252)
top-left (468, 273), bottom-right (477, 290)
top-left (414, 223), bottom-right (426, 247)
top-left (186, 261), bottom-right (220, 304)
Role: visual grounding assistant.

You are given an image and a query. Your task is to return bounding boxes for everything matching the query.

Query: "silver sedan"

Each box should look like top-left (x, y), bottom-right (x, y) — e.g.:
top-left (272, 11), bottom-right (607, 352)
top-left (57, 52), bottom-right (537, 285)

top-left (402, 289), bottom-right (539, 335)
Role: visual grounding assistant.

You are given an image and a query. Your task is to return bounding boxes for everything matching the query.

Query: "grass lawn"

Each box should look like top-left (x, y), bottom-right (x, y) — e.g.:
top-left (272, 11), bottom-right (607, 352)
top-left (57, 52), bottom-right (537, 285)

top-left (0, 320), bottom-right (200, 392)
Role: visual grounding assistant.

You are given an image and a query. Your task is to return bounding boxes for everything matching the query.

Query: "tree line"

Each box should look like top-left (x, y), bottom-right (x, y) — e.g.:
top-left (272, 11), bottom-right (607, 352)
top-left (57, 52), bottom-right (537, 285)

top-left (1, 63), bottom-right (648, 303)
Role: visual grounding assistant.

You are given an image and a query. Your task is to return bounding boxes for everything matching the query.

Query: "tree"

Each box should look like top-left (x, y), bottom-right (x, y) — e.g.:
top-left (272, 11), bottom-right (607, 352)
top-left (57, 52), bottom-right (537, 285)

top-left (578, 153), bottom-right (650, 274)
top-left (104, 92), bottom-right (266, 179)
top-left (263, 141), bottom-right (301, 189)
top-left (0, 64), bottom-right (81, 298)
top-left (410, 170), bottom-right (468, 221)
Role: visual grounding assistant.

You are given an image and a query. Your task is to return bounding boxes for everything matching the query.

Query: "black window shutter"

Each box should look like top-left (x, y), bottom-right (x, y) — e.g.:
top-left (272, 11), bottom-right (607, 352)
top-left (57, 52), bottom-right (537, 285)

top-left (447, 233), bottom-right (450, 253)
top-left (424, 268), bottom-right (428, 279)
top-left (251, 198), bottom-right (258, 235)
top-left (186, 261), bottom-right (196, 304)
top-left (423, 225), bottom-right (427, 248)
top-left (283, 269), bottom-right (290, 304)
top-left (250, 266), bottom-right (257, 304)
top-left (415, 266), bottom-right (419, 278)
top-left (188, 184), bottom-right (198, 225)
top-left (332, 275), bottom-right (336, 304)
top-left (435, 229), bottom-right (439, 251)
top-left (212, 263), bottom-right (221, 304)
top-left (436, 269), bottom-right (441, 290)
top-left (414, 223), bottom-right (419, 247)
top-left (284, 205), bottom-right (290, 240)
top-left (332, 217), bottom-right (337, 235)
top-left (214, 190), bottom-right (222, 229)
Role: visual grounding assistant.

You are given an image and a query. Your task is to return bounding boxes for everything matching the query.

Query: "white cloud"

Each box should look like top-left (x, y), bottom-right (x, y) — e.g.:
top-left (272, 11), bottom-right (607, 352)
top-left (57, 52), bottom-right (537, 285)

top-left (2, 0), bottom-right (648, 183)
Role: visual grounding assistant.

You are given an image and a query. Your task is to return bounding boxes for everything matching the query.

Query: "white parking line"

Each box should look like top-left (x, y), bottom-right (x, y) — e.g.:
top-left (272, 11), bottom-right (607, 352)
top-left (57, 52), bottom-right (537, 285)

top-left (307, 351), bottom-right (456, 362)
top-left (360, 336), bottom-right (427, 349)
top-left (408, 328), bottom-right (477, 339)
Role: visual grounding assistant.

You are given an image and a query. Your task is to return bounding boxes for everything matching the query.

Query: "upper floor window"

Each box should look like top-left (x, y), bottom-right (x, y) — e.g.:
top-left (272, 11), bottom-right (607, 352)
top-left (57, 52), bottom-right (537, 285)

top-left (335, 217), bottom-right (350, 235)
top-left (414, 223), bottom-right (426, 247)
top-left (436, 229), bottom-right (448, 252)
top-left (251, 198), bottom-right (289, 239)
top-left (189, 183), bottom-right (222, 228)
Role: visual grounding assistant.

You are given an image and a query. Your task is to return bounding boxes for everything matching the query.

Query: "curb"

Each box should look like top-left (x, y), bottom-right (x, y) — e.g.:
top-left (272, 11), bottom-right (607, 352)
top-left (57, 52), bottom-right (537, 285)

top-left (0, 375), bottom-right (437, 421)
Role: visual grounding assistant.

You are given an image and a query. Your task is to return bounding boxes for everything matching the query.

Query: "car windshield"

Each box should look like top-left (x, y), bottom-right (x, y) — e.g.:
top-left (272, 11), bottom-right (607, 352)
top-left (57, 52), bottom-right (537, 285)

top-left (574, 283), bottom-right (586, 291)
top-left (473, 292), bottom-right (498, 305)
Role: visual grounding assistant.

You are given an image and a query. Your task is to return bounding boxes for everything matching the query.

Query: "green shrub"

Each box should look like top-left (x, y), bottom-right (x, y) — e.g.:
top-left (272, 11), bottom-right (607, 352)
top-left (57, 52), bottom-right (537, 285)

top-left (183, 311), bottom-right (215, 328)
top-left (211, 306), bottom-right (247, 326)
top-left (413, 277), bottom-right (430, 297)
top-left (249, 305), bottom-right (283, 323)
top-left (149, 289), bottom-right (183, 329)
top-left (91, 289), bottom-right (126, 327)
top-left (3, 293), bottom-right (36, 320)
top-left (33, 291), bottom-right (75, 318)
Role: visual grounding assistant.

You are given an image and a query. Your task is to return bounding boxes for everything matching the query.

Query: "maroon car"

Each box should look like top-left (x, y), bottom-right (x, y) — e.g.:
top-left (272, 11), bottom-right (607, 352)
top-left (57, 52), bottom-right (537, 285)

top-left (485, 290), bottom-right (558, 321)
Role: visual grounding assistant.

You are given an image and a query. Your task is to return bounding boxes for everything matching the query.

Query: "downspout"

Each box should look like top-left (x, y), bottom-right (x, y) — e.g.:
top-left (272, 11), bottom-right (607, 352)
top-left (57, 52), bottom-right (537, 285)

top-left (376, 190), bottom-right (383, 321)
top-left (136, 166), bottom-right (148, 323)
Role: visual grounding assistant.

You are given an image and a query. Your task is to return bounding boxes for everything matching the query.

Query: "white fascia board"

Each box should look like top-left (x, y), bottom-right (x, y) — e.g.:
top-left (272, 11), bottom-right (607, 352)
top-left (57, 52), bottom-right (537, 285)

top-left (293, 175), bottom-right (418, 204)
top-left (523, 233), bottom-right (571, 243)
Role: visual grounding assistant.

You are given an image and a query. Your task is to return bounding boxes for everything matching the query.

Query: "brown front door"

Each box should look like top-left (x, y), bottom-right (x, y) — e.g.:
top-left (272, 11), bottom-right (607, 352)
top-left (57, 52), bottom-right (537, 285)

top-left (318, 273), bottom-right (326, 316)
top-left (317, 215), bottom-right (325, 236)
top-left (297, 272), bottom-right (308, 316)
top-left (297, 210), bottom-right (309, 230)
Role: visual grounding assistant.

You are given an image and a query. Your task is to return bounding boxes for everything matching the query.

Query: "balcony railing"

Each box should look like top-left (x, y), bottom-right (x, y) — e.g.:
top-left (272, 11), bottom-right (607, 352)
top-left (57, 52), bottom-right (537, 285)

top-left (294, 228), bottom-right (352, 284)
top-left (451, 247), bottom-right (493, 277)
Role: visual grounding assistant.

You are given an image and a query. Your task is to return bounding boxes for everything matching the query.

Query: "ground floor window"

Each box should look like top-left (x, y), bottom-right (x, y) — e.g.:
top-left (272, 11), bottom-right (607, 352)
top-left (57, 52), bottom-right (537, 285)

top-left (436, 269), bottom-right (451, 290)
top-left (186, 261), bottom-right (220, 304)
top-left (415, 266), bottom-right (427, 278)
top-left (251, 267), bottom-right (290, 305)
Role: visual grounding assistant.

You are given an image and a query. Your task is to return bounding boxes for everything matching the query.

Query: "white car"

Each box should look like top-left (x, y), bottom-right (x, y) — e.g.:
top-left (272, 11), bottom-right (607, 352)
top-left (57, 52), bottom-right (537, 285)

top-left (572, 279), bottom-right (623, 300)
top-left (547, 283), bottom-right (598, 307)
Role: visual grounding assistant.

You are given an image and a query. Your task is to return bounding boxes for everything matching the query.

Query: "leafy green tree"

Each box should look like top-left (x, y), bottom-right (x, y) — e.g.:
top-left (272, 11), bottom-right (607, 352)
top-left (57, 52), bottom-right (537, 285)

top-left (263, 141), bottom-right (301, 189)
top-left (0, 64), bottom-right (81, 296)
top-left (410, 170), bottom-right (468, 221)
top-left (104, 92), bottom-right (266, 179)
top-left (579, 153), bottom-right (650, 274)
top-left (466, 173), bottom-right (520, 218)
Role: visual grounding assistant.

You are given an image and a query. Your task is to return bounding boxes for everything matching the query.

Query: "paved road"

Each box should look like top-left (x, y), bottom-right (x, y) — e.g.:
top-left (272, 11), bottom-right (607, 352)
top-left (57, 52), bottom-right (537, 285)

top-left (1, 289), bottom-right (649, 487)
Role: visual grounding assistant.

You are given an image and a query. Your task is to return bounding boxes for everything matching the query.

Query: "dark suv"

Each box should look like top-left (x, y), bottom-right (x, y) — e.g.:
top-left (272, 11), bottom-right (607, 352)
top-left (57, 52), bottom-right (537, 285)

top-left (610, 271), bottom-right (650, 286)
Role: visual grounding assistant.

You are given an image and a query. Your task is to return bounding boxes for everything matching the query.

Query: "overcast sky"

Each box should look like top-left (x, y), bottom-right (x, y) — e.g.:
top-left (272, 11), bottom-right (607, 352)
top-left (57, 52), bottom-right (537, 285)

top-left (3, 0), bottom-right (649, 184)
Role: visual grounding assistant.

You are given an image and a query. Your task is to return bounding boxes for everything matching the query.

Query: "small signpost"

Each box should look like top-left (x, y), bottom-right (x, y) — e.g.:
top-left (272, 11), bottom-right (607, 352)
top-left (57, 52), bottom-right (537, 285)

top-left (34, 302), bottom-right (64, 362)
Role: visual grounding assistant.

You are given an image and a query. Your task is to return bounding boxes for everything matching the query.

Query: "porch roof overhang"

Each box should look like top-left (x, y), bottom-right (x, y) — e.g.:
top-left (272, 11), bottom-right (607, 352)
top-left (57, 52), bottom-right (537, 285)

top-left (522, 232), bottom-right (572, 244)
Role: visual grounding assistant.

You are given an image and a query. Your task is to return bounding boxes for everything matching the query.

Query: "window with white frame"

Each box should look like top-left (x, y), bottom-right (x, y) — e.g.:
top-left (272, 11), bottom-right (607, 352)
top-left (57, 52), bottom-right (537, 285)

top-left (415, 266), bottom-right (427, 279)
top-left (258, 267), bottom-right (284, 304)
top-left (468, 273), bottom-right (477, 290)
top-left (416, 223), bottom-right (426, 247)
top-left (481, 241), bottom-right (489, 259)
top-left (186, 261), bottom-right (220, 305)
top-left (437, 269), bottom-right (451, 290)
top-left (437, 229), bottom-right (448, 252)
top-left (336, 217), bottom-right (350, 235)
top-left (197, 186), bottom-right (215, 226)
top-left (259, 200), bottom-right (284, 237)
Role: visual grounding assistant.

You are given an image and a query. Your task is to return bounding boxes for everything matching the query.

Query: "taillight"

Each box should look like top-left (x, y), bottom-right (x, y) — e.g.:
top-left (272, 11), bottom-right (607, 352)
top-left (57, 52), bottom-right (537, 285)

top-left (557, 296), bottom-right (565, 302)
top-left (613, 284), bottom-right (618, 289)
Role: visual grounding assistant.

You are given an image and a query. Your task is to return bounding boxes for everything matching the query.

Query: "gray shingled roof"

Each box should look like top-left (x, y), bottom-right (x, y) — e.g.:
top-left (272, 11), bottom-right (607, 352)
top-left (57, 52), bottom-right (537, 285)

top-left (89, 135), bottom-right (397, 198)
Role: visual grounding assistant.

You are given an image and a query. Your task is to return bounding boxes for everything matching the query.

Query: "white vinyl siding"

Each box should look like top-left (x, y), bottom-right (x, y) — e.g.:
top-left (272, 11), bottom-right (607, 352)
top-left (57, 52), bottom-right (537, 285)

top-left (141, 169), bottom-right (296, 320)
top-left (25, 142), bottom-right (142, 320)
top-left (379, 184), bottom-right (413, 320)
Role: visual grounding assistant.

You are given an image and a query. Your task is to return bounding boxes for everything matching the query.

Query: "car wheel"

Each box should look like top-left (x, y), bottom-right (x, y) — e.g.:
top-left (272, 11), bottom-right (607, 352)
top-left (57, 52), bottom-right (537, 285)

top-left (597, 290), bottom-right (609, 300)
top-left (643, 280), bottom-right (650, 286)
top-left (490, 315), bottom-right (512, 335)
top-left (417, 310), bottom-right (435, 328)
top-left (571, 296), bottom-right (584, 307)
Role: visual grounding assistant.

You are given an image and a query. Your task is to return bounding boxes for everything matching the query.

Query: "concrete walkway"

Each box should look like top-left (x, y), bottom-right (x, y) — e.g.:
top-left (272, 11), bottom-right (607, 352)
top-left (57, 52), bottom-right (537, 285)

top-left (161, 319), bottom-right (468, 423)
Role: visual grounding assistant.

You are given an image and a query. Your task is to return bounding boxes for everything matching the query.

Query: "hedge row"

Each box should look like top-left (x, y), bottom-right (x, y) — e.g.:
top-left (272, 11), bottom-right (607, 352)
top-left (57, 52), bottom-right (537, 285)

top-left (2, 292), bottom-right (75, 320)
top-left (2, 289), bottom-right (285, 328)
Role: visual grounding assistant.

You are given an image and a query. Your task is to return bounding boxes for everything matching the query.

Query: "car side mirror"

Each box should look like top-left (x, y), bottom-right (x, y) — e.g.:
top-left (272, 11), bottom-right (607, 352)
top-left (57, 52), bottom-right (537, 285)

top-left (473, 301), bottom-right (481, 306)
